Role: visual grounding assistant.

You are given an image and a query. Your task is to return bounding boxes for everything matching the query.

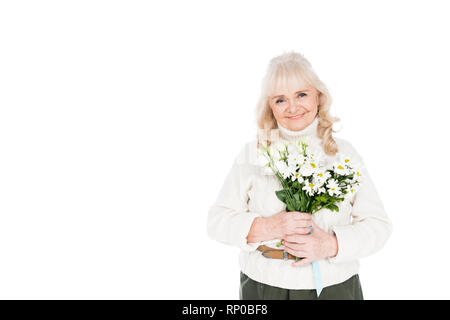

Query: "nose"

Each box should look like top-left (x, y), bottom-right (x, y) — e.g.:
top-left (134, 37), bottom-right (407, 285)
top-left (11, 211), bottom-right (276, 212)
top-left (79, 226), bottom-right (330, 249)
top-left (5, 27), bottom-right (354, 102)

top-left (286, 98), bottom-right (300, 113)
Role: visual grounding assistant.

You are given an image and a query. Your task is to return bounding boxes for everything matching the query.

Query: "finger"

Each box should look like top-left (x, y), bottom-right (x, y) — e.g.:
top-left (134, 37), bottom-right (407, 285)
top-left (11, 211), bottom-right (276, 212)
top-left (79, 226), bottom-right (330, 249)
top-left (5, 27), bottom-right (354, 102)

top-left (294, 226), bottom-right (312, 235)
top-left (283, 244), bottom-right (307, 257)
top-left (291, 258), bottom-right (312, 267)
top-left (283, 241), bottom-right (305, 251)
top-left (294, 220), bottom-right (313, 228)
top-left (285, 220), bottom-right (311, 232)
top-left (285, 224), bottom-right (310, 235)
top-left (288, 212), bottom-right (312, 220)
top-left (284, 234), bottom-right (309, 243)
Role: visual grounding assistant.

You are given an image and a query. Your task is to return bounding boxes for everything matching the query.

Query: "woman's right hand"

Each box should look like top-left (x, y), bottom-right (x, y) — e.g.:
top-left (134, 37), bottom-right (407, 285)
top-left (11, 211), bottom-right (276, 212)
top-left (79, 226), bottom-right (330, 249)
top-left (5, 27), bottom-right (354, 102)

top-left (246, 210), bottom-right (313, 244)
top-left (267, 210), bottom-right (313, 240)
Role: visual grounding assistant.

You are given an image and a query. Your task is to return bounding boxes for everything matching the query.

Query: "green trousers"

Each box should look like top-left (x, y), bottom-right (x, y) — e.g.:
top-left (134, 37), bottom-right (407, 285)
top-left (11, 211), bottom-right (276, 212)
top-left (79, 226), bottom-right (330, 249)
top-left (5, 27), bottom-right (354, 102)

top-left (239, 271), bottom-right (364, 300)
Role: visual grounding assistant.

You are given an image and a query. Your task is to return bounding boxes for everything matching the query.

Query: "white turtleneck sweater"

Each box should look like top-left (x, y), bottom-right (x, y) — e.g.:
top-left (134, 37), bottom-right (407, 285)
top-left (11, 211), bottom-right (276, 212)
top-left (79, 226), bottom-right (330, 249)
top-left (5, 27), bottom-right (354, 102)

top-left (207, 116), bottom-right (392, 290)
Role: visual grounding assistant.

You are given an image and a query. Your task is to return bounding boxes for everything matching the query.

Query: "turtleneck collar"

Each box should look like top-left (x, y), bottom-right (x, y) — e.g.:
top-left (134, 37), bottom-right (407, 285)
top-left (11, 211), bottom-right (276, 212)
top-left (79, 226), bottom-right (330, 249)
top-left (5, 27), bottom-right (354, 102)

top-left (276, 116), bottom-right (319, 142)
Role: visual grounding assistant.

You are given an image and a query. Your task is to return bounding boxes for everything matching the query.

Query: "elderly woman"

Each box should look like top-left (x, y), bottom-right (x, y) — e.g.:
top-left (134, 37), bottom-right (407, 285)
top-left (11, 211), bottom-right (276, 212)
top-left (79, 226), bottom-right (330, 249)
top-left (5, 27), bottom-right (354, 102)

top-left (207, 51), bottom-right (392, 300)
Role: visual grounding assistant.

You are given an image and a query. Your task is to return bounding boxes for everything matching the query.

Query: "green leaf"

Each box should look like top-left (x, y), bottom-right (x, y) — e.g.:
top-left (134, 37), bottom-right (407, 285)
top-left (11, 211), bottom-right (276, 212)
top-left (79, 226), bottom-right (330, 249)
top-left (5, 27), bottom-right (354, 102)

top-left (286, 202), bottom-right (296, 212)
top-left (327, 204), bottom-right (339, 212)
top-left (275, 190), bottom-right (287, 203)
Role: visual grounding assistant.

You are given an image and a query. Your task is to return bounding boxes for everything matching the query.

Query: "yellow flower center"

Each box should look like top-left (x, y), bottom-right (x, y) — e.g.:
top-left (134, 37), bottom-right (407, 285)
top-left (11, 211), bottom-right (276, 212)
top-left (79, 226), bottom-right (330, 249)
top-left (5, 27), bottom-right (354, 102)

top-left (337, 165), bottom-right (344, 170)
top-left (310, 163), bottom-right (316, 168)
top-left (345, 159), bottom-right (350, 163)
top-left (309, 183), bottom-right (314, 188)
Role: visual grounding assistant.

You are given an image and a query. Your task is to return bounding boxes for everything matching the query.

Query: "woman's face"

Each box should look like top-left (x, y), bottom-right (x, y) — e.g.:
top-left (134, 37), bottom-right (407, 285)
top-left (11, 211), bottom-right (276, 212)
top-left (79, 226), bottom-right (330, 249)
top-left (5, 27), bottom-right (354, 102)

top-left (269, 83), bottom-right (320, 131)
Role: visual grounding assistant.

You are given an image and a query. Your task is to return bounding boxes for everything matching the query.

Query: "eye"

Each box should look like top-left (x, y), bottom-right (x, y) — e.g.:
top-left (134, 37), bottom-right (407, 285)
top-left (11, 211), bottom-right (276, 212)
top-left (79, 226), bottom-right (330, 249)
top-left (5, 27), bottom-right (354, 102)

top-left (275, 99), bottom-right (285, 104)
top-left (298, 93), bottom-right (307, 98)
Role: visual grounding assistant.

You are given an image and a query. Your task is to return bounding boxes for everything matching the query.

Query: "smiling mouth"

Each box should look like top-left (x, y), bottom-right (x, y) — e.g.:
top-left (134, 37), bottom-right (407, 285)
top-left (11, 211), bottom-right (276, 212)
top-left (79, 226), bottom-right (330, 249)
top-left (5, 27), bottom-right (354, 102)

top-left (287, 113), bottom-right (306, 119)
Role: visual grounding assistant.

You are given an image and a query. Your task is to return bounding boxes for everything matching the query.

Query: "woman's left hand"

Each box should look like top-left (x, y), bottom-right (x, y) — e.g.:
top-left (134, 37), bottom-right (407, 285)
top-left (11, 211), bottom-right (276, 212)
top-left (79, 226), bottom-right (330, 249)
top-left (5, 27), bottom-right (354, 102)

top-left (282, 220), bottom-right (338, 267)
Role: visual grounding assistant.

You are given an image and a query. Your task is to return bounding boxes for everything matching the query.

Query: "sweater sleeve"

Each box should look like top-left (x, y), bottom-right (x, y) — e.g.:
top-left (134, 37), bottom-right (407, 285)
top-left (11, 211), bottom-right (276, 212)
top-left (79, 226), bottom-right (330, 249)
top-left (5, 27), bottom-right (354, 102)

top-left (328, 141), bottom-right (393, 264)
top-left (207, 144), bottom-right (264, 252)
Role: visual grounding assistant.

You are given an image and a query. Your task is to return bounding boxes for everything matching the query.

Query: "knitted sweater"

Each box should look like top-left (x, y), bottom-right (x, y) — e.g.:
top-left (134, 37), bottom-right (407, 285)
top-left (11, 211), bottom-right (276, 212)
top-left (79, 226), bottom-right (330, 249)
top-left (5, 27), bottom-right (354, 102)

top-left (207, 116), bottom-right (392, 289)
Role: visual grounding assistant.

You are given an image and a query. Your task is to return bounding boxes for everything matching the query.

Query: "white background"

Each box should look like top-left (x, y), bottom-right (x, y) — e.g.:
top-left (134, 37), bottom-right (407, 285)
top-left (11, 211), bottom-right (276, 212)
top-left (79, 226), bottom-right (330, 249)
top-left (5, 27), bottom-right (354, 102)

top-left (0, 1), bottom-right (449, 299)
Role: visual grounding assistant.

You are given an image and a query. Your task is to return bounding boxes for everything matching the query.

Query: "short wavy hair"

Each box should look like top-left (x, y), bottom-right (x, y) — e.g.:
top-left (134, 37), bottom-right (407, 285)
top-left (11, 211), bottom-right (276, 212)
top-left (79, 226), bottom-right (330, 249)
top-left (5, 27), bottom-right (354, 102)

top-left (256, 51), bottom-right (340, 156)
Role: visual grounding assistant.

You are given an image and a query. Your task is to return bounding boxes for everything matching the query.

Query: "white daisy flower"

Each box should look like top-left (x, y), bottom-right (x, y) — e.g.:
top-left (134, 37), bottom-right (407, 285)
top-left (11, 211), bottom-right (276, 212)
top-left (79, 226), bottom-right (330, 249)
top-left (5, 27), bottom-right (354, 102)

top-left (275, 160), bottom-right (293, 179)
top-left (338, 153), bottom-right (352, 166)
top-left (302, 179), bottom-right (316, 196)
top-left (333, 161), bottom-right (350, 175)
top-left (344, 184), bottom-right (360, 200)
top-left (299, 161), bottom-right (316, 176)
top-left (312, 176), bottom-right (325, 188)
top-left (289, 171), bottom-right (304, 184)
top-left (290, 170), bottom-right (304, 183)
top-left (317, 186), bottom-right (326, 194)
top-left (345, 184), bottom-right (356, 196)
top-left (287, 150), bottom-right (303, 168)
top-left (306, 145), bottom-right (322, 158)
top-left (352, 169), bottom-right (363, 182)
top-left (313, 169), bottom-right (331, 184)
top-left (326, 179), bottom-right (342, 196)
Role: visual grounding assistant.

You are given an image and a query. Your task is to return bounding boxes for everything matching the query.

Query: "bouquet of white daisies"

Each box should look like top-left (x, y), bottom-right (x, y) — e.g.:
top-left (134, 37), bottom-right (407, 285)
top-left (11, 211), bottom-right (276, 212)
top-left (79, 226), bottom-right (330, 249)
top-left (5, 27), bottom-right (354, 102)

top-left (258, 139), bottom-right (363, 248)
